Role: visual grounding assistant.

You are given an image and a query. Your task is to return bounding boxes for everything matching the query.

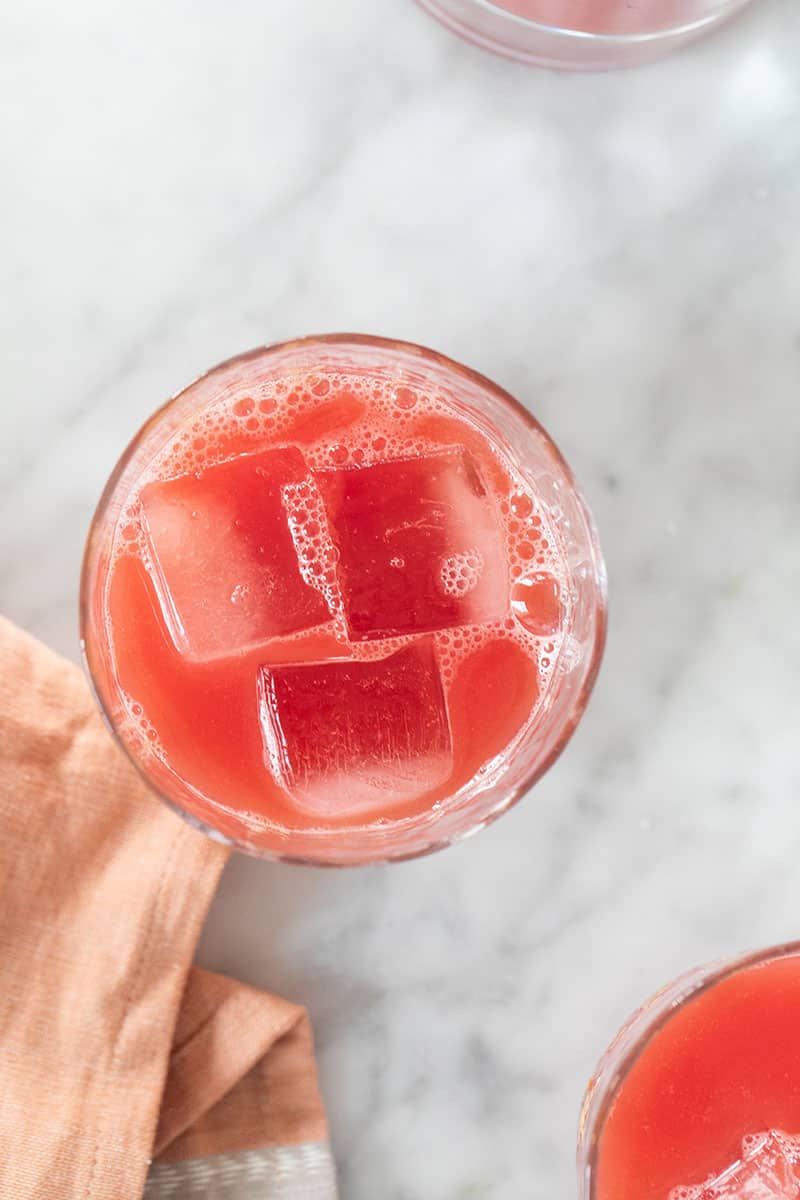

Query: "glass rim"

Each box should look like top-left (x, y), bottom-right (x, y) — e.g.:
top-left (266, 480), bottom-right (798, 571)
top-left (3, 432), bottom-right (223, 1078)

top-left (80, 331), bottom-right (607, 867)
top-left (416, 0), bottom-right (748, 46)
top-left (579, 938), bottom-right (800, 1197)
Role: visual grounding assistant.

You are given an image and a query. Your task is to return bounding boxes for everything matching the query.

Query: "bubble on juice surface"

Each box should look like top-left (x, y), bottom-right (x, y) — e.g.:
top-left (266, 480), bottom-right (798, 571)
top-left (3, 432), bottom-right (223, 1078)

top-left (393, 386), bottom-right (418, 411)
top-left (232, 397), bottom-right (255, 418)
top-left (509, 491), bottom-right (533, 519)
top-left (511, 572), bottom-right (564, 636)
top-left (308, 374), bottom-right (330, 397)
top-left (438, 549), bottom-right (484, 598)
top-left (281, 479), bottom-right (342, 618)
top-left (115, 687), bottom-right (169, 764)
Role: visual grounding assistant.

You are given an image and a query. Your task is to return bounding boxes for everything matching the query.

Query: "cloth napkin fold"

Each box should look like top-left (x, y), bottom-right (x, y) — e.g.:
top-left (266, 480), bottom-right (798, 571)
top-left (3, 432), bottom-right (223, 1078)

top-left (0, 616), bottom-right (337, 1200)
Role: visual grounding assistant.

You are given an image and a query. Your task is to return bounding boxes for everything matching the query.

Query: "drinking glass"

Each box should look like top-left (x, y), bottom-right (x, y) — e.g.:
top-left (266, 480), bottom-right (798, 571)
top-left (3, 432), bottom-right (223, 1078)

top-left (579, 940), bottom-right (800, 1199)
top-left (81, 334), bottom-right (606, 865)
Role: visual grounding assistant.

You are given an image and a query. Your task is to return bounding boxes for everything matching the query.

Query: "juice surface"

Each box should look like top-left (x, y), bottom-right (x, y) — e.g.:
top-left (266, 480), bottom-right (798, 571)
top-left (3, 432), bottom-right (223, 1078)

top-left (595, 954), bottom-right (800, 1200)
top-left (95, 364), bottom-right (571, 837)
top-left (491, 0), bottom-right (726, 35)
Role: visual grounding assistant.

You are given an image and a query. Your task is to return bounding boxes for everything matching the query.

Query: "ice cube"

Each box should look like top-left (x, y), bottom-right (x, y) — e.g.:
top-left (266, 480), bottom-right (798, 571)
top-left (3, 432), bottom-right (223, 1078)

top-left (258, 640), bottom-right (452, 818)
top-left (669, 1132), bottom-right (800, 1200)
top-left (315, 450), bottom-right (507, 640)
top-left (140, 447), bottom-right (332, 660)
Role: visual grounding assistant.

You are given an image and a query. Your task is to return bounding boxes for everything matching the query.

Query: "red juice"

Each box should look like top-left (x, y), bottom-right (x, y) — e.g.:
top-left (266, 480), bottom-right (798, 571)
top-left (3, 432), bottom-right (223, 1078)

top-left (81, 336), bottom-right (606, 863)
top-left (580, 946), bottom-right (800, 1200)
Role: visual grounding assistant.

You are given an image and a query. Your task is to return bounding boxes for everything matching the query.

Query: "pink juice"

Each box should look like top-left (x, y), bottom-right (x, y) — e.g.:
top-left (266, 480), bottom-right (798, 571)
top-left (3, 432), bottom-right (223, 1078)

top-left (82, 336), bottom-right (606, 863)
top-left (491, 0), bottom-right (739, 35)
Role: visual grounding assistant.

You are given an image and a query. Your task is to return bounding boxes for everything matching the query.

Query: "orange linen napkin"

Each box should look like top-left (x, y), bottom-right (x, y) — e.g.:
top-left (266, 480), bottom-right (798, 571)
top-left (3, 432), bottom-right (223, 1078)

top-left (0, 615), bottom-right (337, 1200)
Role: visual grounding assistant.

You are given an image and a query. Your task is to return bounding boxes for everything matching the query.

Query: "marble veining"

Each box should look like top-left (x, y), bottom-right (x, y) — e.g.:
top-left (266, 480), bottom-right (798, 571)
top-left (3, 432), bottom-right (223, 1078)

top-left (2, 0), bottom-right (799, 1195)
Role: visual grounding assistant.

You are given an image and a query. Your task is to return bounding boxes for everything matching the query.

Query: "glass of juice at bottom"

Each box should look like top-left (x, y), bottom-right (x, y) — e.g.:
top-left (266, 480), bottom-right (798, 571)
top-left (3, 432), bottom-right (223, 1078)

top-left (416, 0), bottom-right (757, 70)
top-left (579, 941), bottom-right (800, 1199)
top-left (81, 334), bottom-right (606, 866)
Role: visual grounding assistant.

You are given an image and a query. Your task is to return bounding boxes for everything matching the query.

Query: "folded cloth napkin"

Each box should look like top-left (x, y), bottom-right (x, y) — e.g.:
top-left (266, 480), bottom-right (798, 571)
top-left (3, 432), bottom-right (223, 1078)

top-left (0, 616), bottom-right (337, 1200)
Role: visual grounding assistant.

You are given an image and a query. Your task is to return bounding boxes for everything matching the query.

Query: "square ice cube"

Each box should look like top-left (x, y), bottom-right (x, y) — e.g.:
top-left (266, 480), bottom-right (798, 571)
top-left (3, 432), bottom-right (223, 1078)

top-left (140, 447), bottom-right (332, 661)
top-left (315, 450), bottom-right (507, 641)
top-left (258, 640), bottom-right (452, 818)
top-left (670, 1132), bottom-right (800, 1199)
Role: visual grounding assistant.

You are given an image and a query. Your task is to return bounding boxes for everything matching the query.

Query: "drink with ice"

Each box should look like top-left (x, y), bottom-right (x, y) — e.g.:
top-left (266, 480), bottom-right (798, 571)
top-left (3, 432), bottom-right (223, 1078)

top-left (579, 945), bottom-right (800, 1200)
top-left (81, 335), bottom-right (605, 863)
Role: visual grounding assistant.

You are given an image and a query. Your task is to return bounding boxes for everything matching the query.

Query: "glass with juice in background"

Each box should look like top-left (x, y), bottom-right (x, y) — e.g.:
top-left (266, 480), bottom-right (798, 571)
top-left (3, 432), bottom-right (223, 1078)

top-left (579, 942), bottom-right (800, 1199)
top-left (415, 0), bottom-right (757, 68)
top-left (81, 335), bottom-right (606, 865)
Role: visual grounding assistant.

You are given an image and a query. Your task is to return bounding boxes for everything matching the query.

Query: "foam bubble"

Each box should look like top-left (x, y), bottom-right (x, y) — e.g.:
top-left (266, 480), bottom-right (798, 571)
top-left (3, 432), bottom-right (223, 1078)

top-left (439, 549), bottom-right (484, 599)
top-left (393, 386), bottom-right (418, 410)
top-left (308, 375), bottom-right (330, 397)
top-left (510, 492), bottom-right (533, 519)
top-left (281, 479), bottom-right (342, 619)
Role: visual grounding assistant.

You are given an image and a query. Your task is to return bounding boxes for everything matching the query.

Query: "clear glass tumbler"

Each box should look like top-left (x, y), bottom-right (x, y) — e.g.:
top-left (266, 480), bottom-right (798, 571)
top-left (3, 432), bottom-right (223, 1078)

top-left (416, 0), bottom-right (757, 69)
top-left (579, 941), bottom-right (800, 1199)
top-left (81, 334), bottom-right (606, 865)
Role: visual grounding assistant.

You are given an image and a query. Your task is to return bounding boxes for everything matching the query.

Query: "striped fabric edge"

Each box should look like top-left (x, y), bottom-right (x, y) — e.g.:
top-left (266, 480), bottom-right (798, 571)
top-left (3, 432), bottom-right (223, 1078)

top-left (144, 1142), bottom-right (338, 1199)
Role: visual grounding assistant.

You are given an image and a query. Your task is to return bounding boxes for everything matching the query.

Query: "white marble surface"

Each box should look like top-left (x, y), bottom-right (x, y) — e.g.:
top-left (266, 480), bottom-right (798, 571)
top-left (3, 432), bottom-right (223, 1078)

top-left (2, 1), bottom-right (800, 1195)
